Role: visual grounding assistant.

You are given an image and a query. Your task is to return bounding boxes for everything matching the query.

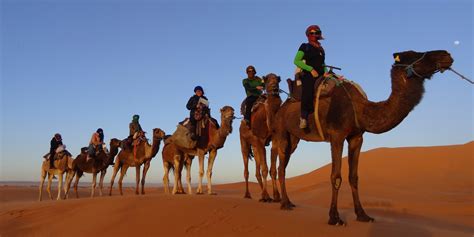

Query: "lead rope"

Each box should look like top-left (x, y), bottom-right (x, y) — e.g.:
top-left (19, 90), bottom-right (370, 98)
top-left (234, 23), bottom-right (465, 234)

top-left (448, 68), bottom-right (474, 85)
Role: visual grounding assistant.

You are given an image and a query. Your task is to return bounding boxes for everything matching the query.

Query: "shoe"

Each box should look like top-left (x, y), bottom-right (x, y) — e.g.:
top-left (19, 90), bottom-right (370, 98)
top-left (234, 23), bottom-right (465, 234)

top-left (299, 118), bottom-right (307, 129)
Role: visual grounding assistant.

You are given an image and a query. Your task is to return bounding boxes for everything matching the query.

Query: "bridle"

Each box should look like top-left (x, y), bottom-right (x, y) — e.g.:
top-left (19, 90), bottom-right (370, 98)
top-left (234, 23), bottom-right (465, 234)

top-left (392, 52), bottom-right (441, 79)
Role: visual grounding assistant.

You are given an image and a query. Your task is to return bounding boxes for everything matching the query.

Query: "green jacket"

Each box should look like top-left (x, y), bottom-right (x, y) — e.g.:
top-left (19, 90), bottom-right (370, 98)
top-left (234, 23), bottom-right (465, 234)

top-left (243, 76), bottom-right (265, 97)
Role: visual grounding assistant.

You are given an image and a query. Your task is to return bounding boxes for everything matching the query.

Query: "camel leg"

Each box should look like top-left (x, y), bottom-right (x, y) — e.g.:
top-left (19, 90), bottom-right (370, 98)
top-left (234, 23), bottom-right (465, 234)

top-left (135, 166), bottom-right (141, 195)
top-left (206, 149), bottom-right (218, 195)
top-left (141, 160), bottom-right (151, 195)
top-left (64, 171), bottom-right (75, 199)
top-left (347, 135), bottom-right (374, 222)
top-left (47, 173), bottom-right (53, 200)
top-left (99, 170), bottom-right (106, 196)
top-left (196, 152), bottom-right (205, 194)
top-left (56, 172), bottom-right (63, 200)
top-left (73, 171), bottom-right (82, 199)
top-left (328, 139), bottom-right (345, 226)
top-left (255, 143), bottom-right (272, 202)
top-left (277, 133), bottom-right (298, 210)
top-left (118, 165), bottom-right (129, 196)
top-left (163, 161), bottom-right (171, 194)
top-left (270, 145), bottom-right (281, 202)
top-left (240, 137), bottom-right (252, 199)
top-left (109, 161), bottom-right (121, 196)
top-left (91, 172), bottom-right (97, 198)
top-left (176, 155), bottom-right (186, 194)
top-left (38, 168), bottom-right (47, 201)
top-left (185, 156), bottom-right (193, 195)
top-left (172, 158), bottom-right (181, 195)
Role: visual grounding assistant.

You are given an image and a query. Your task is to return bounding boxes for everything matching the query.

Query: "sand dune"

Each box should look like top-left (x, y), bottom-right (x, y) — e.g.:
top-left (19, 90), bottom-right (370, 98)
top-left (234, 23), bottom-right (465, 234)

top-left (1, 142), bottom-right (473, 237)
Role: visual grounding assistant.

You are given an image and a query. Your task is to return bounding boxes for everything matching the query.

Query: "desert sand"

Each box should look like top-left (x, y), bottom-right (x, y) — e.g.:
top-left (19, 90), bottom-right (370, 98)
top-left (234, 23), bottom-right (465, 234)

top-left (1, 142), bottom-right (473, 237)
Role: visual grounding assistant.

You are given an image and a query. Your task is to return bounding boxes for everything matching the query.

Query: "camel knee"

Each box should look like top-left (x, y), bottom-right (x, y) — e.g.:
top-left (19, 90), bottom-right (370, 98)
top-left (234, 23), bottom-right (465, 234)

top-left (331, 176), bottom-right (342, 190)
top-left (244, 170), bottom-right (249, 179)
top-left (199, 171), bottom-right (204, 177)
top-left (270, 168), bottom-right (277, 179)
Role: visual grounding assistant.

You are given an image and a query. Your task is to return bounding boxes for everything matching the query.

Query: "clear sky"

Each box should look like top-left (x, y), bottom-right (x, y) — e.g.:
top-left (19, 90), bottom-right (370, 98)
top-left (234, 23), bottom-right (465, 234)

top-left (1, 0), bottom-right (472, 184)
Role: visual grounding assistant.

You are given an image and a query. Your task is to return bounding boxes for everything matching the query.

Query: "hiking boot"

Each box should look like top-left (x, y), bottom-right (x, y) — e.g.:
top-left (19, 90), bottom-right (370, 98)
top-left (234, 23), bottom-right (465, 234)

top-left (299, 118), bottom-right (307, 129)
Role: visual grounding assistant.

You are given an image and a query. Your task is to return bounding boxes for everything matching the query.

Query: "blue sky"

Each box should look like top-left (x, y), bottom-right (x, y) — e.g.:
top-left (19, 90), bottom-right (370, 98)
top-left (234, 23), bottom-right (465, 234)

top-left (1, 0), bottom-right (472, 183)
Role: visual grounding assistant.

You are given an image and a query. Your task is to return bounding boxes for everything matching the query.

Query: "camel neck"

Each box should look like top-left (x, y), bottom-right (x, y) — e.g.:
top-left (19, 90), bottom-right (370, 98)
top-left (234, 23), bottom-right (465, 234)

top-left (362, 67), bottom-right (425, 134)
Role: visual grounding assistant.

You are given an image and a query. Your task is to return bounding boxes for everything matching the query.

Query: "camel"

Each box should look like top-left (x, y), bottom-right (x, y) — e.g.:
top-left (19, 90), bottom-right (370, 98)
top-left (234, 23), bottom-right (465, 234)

top-left (239, 73), bottom-right (282, 202)
top-left (271, 50), bottom-right (453, 225)
top-left (65, 141), bottom-right (117, 198)
top-left (109, 128), bottom-right (166, 196)
top-left (162, 106), bottom-right (235, 195)
top-left (38, 147), bottom-right (75, 201)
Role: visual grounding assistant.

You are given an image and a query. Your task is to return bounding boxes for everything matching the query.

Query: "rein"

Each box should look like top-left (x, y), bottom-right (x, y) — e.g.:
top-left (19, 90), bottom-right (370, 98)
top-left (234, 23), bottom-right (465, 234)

top-left (448, 68), bottom-right (474, 85)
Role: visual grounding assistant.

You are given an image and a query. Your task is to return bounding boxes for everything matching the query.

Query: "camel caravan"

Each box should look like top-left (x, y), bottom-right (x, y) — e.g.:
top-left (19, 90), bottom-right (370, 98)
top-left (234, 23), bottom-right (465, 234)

top-left (39, 24), bottom-right (459, 227)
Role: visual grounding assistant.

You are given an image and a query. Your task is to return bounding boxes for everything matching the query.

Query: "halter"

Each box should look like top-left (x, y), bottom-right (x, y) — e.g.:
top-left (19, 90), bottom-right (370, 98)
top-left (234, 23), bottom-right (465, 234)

top-left (392, 53), bottom-right (440, 79)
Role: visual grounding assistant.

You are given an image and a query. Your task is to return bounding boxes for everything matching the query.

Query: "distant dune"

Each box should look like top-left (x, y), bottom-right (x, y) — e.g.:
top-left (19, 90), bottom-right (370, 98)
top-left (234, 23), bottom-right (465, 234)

top-left (1, 142), bottom-right (473, 237)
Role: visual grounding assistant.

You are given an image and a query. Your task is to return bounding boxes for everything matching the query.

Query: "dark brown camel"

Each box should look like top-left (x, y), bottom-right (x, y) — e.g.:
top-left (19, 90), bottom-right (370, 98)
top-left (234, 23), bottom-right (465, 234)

top-left (239, 73), bottom-right (282, 202)
top-left (38, 147), bottom-right (75, 201)
top-left (164, 106), bottom-right (235, 195)
top-left (109, 128), bottom-right (166, 196)
top-left (272, 50), bottom-right (453, 225)
top-left (65, 141), bottom-right (117, 198)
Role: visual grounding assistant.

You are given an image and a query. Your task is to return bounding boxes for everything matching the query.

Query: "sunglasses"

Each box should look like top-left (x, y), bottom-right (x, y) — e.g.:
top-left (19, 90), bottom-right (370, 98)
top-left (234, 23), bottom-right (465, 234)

top-left (309, 31), bottom-right (322, 35)
top-left (247, 70), bottom-right (255, 73)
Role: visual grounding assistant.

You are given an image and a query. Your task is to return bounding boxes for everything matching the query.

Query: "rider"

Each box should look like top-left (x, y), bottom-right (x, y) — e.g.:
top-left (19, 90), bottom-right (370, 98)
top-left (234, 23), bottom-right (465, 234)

top-left (294, 25), bottom-right (328, 129)
top-left (49, 133), bottom-right (63, 169)
top-left (87, 128), bottom-right (104, 161)
top-left (129, 114), bottom-right (143, 140)
top-left (186, 86), bottom-right (210, 139)
top-left (242, 65), bottom-right (264, 128)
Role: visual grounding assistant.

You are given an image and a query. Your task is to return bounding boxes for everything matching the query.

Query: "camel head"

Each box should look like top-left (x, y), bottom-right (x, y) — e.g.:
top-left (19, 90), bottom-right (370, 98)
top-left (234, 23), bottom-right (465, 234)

top-left (392, 50), bottom-right (453, 79)
top-left (110, 138), bottom-right (121, 148)
top-left (220, 105), bottom-right (235, 133)
top-left (262, 73), bottom-right (281, 95)
top-left (152, 128), bottom-right (166, 140)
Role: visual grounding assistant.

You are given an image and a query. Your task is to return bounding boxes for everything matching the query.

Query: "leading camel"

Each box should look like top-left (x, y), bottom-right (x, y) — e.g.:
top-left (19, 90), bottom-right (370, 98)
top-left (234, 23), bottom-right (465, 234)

top-left (109, 128), bottom-right (166, 196)
top-left (239, 73), bottom-right (282, 202)
top-left (272, 50), bottom-right (453, 225)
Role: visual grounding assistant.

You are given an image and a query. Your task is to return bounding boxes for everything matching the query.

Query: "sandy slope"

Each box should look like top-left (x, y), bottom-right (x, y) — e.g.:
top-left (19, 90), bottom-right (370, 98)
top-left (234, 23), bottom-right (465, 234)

top-left (1, 142), bottom-right (473, 237)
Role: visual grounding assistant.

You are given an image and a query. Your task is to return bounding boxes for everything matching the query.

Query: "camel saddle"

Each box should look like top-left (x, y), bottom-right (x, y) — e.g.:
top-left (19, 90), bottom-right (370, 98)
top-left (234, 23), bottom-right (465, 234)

top-left (239, 95), bottom-right (267, 116)
top-left (43, 145), bottom-right (70, 160)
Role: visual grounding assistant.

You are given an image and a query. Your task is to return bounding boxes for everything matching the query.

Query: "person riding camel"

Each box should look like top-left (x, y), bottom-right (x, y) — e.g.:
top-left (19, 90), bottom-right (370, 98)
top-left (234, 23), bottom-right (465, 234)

top-left (124, 114), bottom-right (144, 149)
top-left (294, 25), bottom-right (329, 129)
top-left (242, 65), bottom-right (264, 128)
top-left (87, 128), bottom-right (104, 161)
top-left (186, 86), bottom-right (210, 140)
top-left (48, 133), bottom-right (63, 169)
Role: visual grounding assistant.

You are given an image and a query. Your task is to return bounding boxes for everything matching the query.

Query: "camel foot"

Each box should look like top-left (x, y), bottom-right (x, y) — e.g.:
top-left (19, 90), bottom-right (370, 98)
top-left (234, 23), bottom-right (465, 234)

top-left (272, 197), bottom-right (281, 203)
top-left (280, 201), bottom-right (294, 210)
top-left (208, 192), bottom-right (217, 195)
top-left (195, 191), bottom-right (204, 195)
top-left (259, 197), bottom-right (273, 203)
top-left (328, 216), bottom-right (346, 226)
top-left (357, 214), bottom-right (375, 222)
top-left (243, 193), bottom-right (252, 199)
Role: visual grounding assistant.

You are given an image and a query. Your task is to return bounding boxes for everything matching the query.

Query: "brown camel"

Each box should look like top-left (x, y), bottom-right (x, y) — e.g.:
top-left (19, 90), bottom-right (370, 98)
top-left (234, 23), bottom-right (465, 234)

top-left (239, 73), bottom-right (282, 202)
top-left (272, 50), bottom-right (453, 225)
top-left (38, 147), bottom-right (75, 201)
top-left (161, 137), bottom-right (192, 194)
top-left (65, 141), bottom-right (117, 198)
top-left (108, 128), bottom-right (166, 196)
top-left (163, 106), bottom-right (235, 195)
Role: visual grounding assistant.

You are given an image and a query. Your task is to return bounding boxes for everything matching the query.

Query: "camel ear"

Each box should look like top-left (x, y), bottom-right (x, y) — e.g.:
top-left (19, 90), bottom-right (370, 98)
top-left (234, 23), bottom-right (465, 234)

top-left (393, 54), bottom-right (400, 63)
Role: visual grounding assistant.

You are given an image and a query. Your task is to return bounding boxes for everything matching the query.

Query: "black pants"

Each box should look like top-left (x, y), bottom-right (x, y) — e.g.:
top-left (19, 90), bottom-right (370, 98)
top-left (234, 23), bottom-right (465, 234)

top-left (49, 151), bottom-right (56, 167)
top-left (300, 72), bottom-right (322, 119)
top-left (244, 95), bottom-right (259, 121)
